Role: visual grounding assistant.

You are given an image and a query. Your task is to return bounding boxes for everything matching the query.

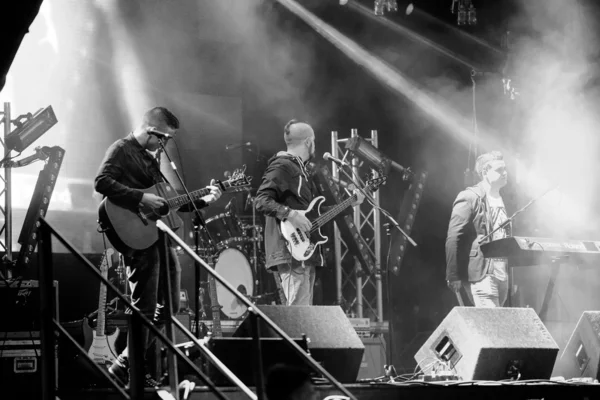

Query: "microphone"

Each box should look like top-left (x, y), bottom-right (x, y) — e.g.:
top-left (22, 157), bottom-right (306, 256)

top-left (147, 127), bottom-right (173, 140)
top-left (323, 152), bottom-right (350, 168)
top-left (225, 142), bottom-right (252, 150)
top-left (14, 146), bottom-right (51, 167)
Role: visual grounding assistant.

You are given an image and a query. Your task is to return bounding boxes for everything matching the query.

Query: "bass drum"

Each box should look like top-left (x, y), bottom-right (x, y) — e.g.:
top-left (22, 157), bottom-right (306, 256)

top-left (214, 247), bottom-right (254, 319)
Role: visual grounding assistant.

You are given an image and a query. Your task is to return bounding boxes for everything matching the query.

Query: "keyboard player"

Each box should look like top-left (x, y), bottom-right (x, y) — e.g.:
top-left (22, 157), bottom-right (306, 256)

top-left (446, 151), bottom-right (512, 307)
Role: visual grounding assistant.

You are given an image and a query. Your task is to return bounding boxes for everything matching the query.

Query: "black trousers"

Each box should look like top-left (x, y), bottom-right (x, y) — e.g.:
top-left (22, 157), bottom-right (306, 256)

top-left (119, 241), bottom-right (181, 365)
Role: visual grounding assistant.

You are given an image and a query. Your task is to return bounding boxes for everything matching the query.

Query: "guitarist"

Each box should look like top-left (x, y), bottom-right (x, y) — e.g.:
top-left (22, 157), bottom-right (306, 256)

top-left (255, 120), bottom-right (363, 306)
top-left (94, 107), bottom-right (222, 386)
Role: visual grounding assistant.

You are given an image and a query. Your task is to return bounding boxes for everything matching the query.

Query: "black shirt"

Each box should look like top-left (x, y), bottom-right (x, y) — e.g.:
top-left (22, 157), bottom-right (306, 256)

top-left (95, 133), bottom-right (164, 210)
top-left (95, 133), bottom-right (207, 212)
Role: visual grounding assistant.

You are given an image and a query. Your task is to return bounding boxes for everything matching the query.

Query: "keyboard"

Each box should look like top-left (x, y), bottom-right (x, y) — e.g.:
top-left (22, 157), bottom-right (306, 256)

top-left (480, 236), bottom-right (600, 266)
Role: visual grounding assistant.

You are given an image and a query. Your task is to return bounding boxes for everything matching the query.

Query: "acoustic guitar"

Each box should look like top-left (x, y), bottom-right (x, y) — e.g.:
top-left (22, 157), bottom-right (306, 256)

top-left (98, 172), bottom-right (250, 255)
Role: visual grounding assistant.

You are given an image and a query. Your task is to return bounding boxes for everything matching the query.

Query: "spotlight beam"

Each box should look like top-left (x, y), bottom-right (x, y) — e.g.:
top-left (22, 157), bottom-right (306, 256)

top-left (275, 0), bottom-right (504, 152)
top-left (350, 1), bottom-right (479, 71)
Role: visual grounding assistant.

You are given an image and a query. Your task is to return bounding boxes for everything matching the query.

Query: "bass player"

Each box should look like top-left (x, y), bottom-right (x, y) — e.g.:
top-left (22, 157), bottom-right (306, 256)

top-left (255, 119), bottom-right (363, 306)
top-left (94, 107), bottom-right (221, 386)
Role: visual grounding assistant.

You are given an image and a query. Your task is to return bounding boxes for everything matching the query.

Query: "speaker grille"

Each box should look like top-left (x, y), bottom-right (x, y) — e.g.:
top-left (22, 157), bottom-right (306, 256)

top-left (415, 307), bottom-right (559, 380)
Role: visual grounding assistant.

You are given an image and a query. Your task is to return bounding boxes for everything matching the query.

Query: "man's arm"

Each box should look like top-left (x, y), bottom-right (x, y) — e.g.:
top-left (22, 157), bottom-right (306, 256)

top-left (255, 162), bottom-right (293, 220)
top-left (94, 143), bottom-right (144, 210)
top-left (445, 190), bottom-right (473, 282)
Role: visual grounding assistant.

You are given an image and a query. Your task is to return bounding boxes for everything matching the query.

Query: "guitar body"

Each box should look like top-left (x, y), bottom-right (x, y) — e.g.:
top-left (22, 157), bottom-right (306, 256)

top-left (88, 328), bottom-right (120, 365)
top-left (280, 196), bottom-right (328, 261)
top-left (99, 182), bottom-right (183, 255)
top-left (80, 317), bottom-right (94, 353)
top-left (98, 173), bottom-right (250, 255)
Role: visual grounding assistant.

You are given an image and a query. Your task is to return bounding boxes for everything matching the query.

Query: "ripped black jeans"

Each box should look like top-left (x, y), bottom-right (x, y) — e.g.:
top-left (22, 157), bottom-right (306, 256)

top-left (119, 242), bottom-right (181, 364)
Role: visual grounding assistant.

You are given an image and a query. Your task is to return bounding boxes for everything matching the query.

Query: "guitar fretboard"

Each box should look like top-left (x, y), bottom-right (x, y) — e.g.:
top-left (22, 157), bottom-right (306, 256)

top-left (166, 188), bottom-right (210, 209)
top-left (165, 180), bottom-right (236, 210)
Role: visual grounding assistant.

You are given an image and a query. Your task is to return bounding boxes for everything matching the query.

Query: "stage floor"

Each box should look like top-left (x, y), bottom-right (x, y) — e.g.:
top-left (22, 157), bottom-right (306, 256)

top-left (50, 381), bottom-right (600, 400)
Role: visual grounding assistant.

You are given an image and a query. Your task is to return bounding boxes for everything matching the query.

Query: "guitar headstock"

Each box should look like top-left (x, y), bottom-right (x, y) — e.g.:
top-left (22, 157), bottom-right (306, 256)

top-left (365, 175), bottom-right (387, 192)
top-left (223, 166), bottom-right (252, 193)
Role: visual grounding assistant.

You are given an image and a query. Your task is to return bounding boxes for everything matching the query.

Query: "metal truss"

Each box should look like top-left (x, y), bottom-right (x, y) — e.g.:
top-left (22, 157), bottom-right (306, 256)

top-left (0, 103), bottom-right (13, 274)
top-left (331, 129), bottom-right (383, 321)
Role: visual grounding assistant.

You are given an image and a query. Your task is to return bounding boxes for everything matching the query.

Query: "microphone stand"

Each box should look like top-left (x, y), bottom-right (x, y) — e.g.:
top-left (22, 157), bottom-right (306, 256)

top-left (334, 163), bottom-right (417, 379)
top-left (479, 185), bottom-right (558, 244)
top-left (336, 165), bottom-right (417, 247)
top-left (157, 139), bottom-right (220, 339)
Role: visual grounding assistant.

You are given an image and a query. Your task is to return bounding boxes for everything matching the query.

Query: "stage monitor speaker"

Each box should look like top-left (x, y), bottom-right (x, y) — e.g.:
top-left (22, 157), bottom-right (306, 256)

top-left (552, 311), bottom-right (600, 379)
top-left (234, 305), bottom-right (365, 383)
top-left (201, 337), bottom-right (308, 386)
top-left (415, 307), bottom-right (559, 380)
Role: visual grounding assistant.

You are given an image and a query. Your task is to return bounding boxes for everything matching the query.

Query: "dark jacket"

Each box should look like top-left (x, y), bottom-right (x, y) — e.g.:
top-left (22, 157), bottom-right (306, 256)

top-left (95, 134), bottom-right (207, 212)
top-left (445, 182), bottom-right (495, 283)
top-left (255, 152), bottom-right (323, 269)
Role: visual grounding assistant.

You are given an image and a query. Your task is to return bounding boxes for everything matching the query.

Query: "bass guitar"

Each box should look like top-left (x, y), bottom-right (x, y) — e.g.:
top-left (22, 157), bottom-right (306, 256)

top-left (280, 176), bottom-right (386, 261)
top-left (88, 248), bottom-right (119, 366)
top-left (98, 170), bottom-right (250, 255)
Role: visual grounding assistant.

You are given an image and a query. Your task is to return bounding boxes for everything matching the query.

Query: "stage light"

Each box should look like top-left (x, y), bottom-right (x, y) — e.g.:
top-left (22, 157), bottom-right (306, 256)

top-left (457, 2), bottom-right (467, 25)
top-left (467, 3), bottom-right (477, 25)
top-left (374, 0), bottom-right (401, 16)
top-left (386, 0), bottom-right (398, 13)
top-left (374, 0), bottom-right (385, 16)
top-left (5, 106), bottom-right (57, 152)
top-left (16, 146), bottom-right (65, 269)
top-left (451, 0), bottom-right (475, 26)
top-left (345, 135), bottom-right (408, 177)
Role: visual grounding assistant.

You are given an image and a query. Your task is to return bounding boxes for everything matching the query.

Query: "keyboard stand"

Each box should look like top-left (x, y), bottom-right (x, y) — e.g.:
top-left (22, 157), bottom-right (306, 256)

top-left (538, 256), bottom-right (565, 321)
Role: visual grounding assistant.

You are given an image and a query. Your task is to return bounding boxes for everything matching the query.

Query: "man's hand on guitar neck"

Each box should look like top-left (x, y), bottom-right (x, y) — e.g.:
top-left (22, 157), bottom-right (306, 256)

top-left (141, 193), bottom-right (167, 209)
top-left (201, 179), bottom-right (223, 205)
top-left (287, 210), bottom-right (312, 232)
top-left (352, 189), bottom-right (366, 206)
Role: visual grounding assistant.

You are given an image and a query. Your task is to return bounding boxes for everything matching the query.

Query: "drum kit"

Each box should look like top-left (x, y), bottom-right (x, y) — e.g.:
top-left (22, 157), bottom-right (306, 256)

top-left (195, 170), bottom-right (276, 321)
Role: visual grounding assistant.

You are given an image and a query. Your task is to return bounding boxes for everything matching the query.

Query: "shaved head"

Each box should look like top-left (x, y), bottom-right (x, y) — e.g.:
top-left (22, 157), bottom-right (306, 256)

top-left (283, 119), bottom-right (316, 161)
top-left (284, 120), bottom-right (314, 146)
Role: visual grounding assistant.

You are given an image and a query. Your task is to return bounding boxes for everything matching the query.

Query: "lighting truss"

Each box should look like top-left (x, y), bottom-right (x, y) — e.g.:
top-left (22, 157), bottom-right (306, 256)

top-left (0, 102), bottom-right (57, 277)
top-left (331, 129), bottom-right (383, 322)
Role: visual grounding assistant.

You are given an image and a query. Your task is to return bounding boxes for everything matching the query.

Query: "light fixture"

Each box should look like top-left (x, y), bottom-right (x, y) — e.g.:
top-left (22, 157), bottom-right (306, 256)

top-left (345, 135), bottom-right (408, 177)
top-left (451, 0), bottom-right (476, 26)
top-left (386, 0), bottom-right (398, 12)
top-left (16, 146), bottom-right (65, 269)
top-left (374, 0), bottom-right (385, 16)
top-left (374, 0), bottom-right (401, 16)
top-left (467, 3), bottom-right (477, 25)
top-left (5, 106), bottom-right (57, 152)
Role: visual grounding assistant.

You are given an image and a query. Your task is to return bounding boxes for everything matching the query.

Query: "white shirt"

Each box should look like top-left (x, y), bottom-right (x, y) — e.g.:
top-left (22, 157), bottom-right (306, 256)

top-left (487, 193), bottom-right (508, 281)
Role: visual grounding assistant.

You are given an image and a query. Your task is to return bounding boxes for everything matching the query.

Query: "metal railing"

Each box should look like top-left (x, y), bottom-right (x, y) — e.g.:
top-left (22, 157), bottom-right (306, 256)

top-left (37, 217), bottom-right (357, 400)
top-left (37, 217), bottom-right (229, 400)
